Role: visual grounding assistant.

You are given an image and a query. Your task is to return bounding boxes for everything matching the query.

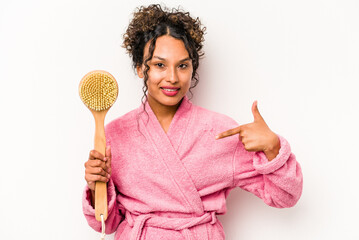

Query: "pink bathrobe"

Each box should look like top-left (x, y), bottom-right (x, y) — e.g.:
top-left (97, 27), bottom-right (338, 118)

top-left (82, 95), bottom-right (303, 240)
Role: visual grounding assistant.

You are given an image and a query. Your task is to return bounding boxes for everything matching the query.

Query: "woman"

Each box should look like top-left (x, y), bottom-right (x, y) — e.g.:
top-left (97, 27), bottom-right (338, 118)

top-left (83, 4), bottom-right (303, 240)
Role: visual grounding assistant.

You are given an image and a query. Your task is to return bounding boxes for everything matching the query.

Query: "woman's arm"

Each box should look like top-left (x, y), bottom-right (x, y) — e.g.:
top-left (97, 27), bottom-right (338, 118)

top-left (233, 134), bottom-right (303, 208)
top-left (82, 178), bottom-right (125, 234)
top-left (82, 134), bottom-right (125, 234)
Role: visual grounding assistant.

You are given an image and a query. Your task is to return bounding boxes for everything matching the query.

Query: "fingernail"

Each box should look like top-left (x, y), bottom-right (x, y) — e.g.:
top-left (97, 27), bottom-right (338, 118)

top-left (107, 174), bottom-right (110, 178)
top-left (215, 135), bottom-right (219, 139)
top-left (104, 157), bottom-right (107, 161)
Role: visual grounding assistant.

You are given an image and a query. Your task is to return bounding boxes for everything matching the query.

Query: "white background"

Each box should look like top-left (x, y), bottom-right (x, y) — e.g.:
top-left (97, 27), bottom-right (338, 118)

top-left (1, 0), bottom-right (358, 239)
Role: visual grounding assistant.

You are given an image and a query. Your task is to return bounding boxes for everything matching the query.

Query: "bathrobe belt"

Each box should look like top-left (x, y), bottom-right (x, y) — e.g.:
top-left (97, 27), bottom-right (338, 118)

top-left (125, 210), bottom-right (217, 240)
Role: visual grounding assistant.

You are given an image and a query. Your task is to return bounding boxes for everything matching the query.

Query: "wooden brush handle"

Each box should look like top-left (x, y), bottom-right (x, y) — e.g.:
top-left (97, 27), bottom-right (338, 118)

top-left (93, 110), bottom-right (108, 222)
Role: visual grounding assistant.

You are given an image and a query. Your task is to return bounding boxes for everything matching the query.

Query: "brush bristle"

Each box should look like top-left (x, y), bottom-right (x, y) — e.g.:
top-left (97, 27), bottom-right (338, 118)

top-left (79, 71), bottom-right (118, 111)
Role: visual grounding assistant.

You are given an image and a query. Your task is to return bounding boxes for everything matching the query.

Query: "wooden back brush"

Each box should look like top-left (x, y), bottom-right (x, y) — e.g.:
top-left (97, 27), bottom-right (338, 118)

top-left (79, 70), bottom-right (118, 227)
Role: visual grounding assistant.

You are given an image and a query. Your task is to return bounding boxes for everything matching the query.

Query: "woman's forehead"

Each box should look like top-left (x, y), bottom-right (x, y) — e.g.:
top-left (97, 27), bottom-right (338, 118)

top-left (144, 35), bottom-right (189, 60)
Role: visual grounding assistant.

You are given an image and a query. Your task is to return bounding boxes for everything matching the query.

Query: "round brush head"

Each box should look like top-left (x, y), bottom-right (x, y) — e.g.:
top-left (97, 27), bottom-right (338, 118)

top-left (79, 70), bottom-right (118, 111)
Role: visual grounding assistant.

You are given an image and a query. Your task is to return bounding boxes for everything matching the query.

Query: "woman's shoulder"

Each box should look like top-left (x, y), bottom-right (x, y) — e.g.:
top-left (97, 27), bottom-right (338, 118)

top-left (104, 108), bottom-right (139, 135)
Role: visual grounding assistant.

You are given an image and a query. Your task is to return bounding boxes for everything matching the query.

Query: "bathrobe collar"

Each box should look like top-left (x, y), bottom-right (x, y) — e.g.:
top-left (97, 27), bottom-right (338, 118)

top-left (137, 95), bottom-right (204, 214)
top-left (140, 95), bottom-right (194, 153)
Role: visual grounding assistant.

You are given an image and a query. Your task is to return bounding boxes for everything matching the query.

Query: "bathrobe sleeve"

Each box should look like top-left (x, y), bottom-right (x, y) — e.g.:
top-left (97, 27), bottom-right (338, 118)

top-left (82, 179), bottom-right (125, 234)
top-left (233, 134), bottom-right (303, 208)
top-left (82, 136), bottom-right (125, 234)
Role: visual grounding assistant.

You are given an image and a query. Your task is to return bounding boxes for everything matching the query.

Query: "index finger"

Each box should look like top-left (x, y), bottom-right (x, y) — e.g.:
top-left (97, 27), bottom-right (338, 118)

top-left (215, 126), bottom-right (241, 140)
top-left (89, 149), bottom-right (105, 161)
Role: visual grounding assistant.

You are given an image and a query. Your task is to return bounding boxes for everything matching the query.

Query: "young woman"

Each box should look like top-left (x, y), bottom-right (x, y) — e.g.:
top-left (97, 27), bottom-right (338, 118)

top-left (83, 4), bottom-right (303, 240)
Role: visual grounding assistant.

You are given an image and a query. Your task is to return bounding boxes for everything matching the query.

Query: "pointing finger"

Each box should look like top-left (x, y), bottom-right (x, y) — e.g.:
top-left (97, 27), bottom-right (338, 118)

top-left (215, 126), bottom-right (241, 140)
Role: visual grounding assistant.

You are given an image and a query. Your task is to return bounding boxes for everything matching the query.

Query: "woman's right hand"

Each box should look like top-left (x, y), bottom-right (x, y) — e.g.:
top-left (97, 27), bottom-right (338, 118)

top-left (84, 146), bottom-right (112, 192)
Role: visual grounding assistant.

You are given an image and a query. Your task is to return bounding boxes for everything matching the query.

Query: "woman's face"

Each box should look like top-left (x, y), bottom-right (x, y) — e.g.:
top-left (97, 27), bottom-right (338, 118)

top-left (137, 35), bottom-right (193, 108)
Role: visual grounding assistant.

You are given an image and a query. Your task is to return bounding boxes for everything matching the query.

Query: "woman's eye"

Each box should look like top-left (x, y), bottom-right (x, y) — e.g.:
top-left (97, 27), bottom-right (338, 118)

top-left (179, 64), bottom-right (188, 69)
top-left (155, 63), bottom-right (164, 68)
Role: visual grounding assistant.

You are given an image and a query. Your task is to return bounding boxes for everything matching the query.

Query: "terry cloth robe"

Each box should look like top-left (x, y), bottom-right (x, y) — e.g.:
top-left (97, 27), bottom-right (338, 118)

top-left (82, 95), bottom-right (303, 240)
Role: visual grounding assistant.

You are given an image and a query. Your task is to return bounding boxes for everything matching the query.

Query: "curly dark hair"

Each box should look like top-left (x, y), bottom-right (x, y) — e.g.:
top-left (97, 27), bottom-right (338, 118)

top-left (121, 4), bottom-right (207, 106)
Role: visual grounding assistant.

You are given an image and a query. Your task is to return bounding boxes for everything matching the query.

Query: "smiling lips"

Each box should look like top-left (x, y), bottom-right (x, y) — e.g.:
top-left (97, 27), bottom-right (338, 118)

top-left (160, 86), bottom-right (180, 96)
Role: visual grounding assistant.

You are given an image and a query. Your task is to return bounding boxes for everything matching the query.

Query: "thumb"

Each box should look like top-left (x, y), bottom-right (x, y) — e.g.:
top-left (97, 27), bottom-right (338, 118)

top-left (105, 145), bottom-right (111, 159)
top-left (251, 100), bottom-right (263, 122)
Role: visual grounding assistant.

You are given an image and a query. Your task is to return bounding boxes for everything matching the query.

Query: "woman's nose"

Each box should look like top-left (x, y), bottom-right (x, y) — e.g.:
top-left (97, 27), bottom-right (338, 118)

top-left (167, 67), bottom-right (179, 83)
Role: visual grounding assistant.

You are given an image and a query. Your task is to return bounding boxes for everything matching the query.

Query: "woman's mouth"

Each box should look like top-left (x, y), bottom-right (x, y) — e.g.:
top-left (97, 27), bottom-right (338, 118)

top-left (160, 87), bottom-right (180, 96)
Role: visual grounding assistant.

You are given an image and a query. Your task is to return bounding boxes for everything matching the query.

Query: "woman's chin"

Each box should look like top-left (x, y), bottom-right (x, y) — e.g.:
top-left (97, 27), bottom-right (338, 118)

top-left (161, 98), bottom-right (182, 106)
top-left (158, 95), bottom-right (184, 107)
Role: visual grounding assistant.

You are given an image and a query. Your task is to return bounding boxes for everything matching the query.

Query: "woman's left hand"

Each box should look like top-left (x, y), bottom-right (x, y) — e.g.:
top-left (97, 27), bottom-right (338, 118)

top-left (215, 101), bottom-right (280, 161)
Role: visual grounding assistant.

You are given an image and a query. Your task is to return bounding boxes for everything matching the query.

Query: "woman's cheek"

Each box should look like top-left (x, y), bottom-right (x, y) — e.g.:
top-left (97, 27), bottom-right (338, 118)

top-left (183, 73), bottom-right (192, 89)
top-left (146, 75), bottom-right (162, 87)
top-left (149, 71), bottom-right (165, 84)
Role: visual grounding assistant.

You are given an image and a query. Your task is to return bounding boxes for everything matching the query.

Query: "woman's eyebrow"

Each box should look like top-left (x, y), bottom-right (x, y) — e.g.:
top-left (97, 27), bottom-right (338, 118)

top-left (153, 56), bottom-right (191, 62)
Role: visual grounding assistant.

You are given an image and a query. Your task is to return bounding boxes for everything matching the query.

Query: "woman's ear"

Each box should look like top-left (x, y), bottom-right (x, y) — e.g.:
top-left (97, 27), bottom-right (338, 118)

top-left (136, 65), bottom-right (144, 78)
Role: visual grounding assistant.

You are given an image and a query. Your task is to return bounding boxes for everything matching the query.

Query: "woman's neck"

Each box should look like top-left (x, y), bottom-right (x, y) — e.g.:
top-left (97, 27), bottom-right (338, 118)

top-left (147, 96), bottom-right (183, 132)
